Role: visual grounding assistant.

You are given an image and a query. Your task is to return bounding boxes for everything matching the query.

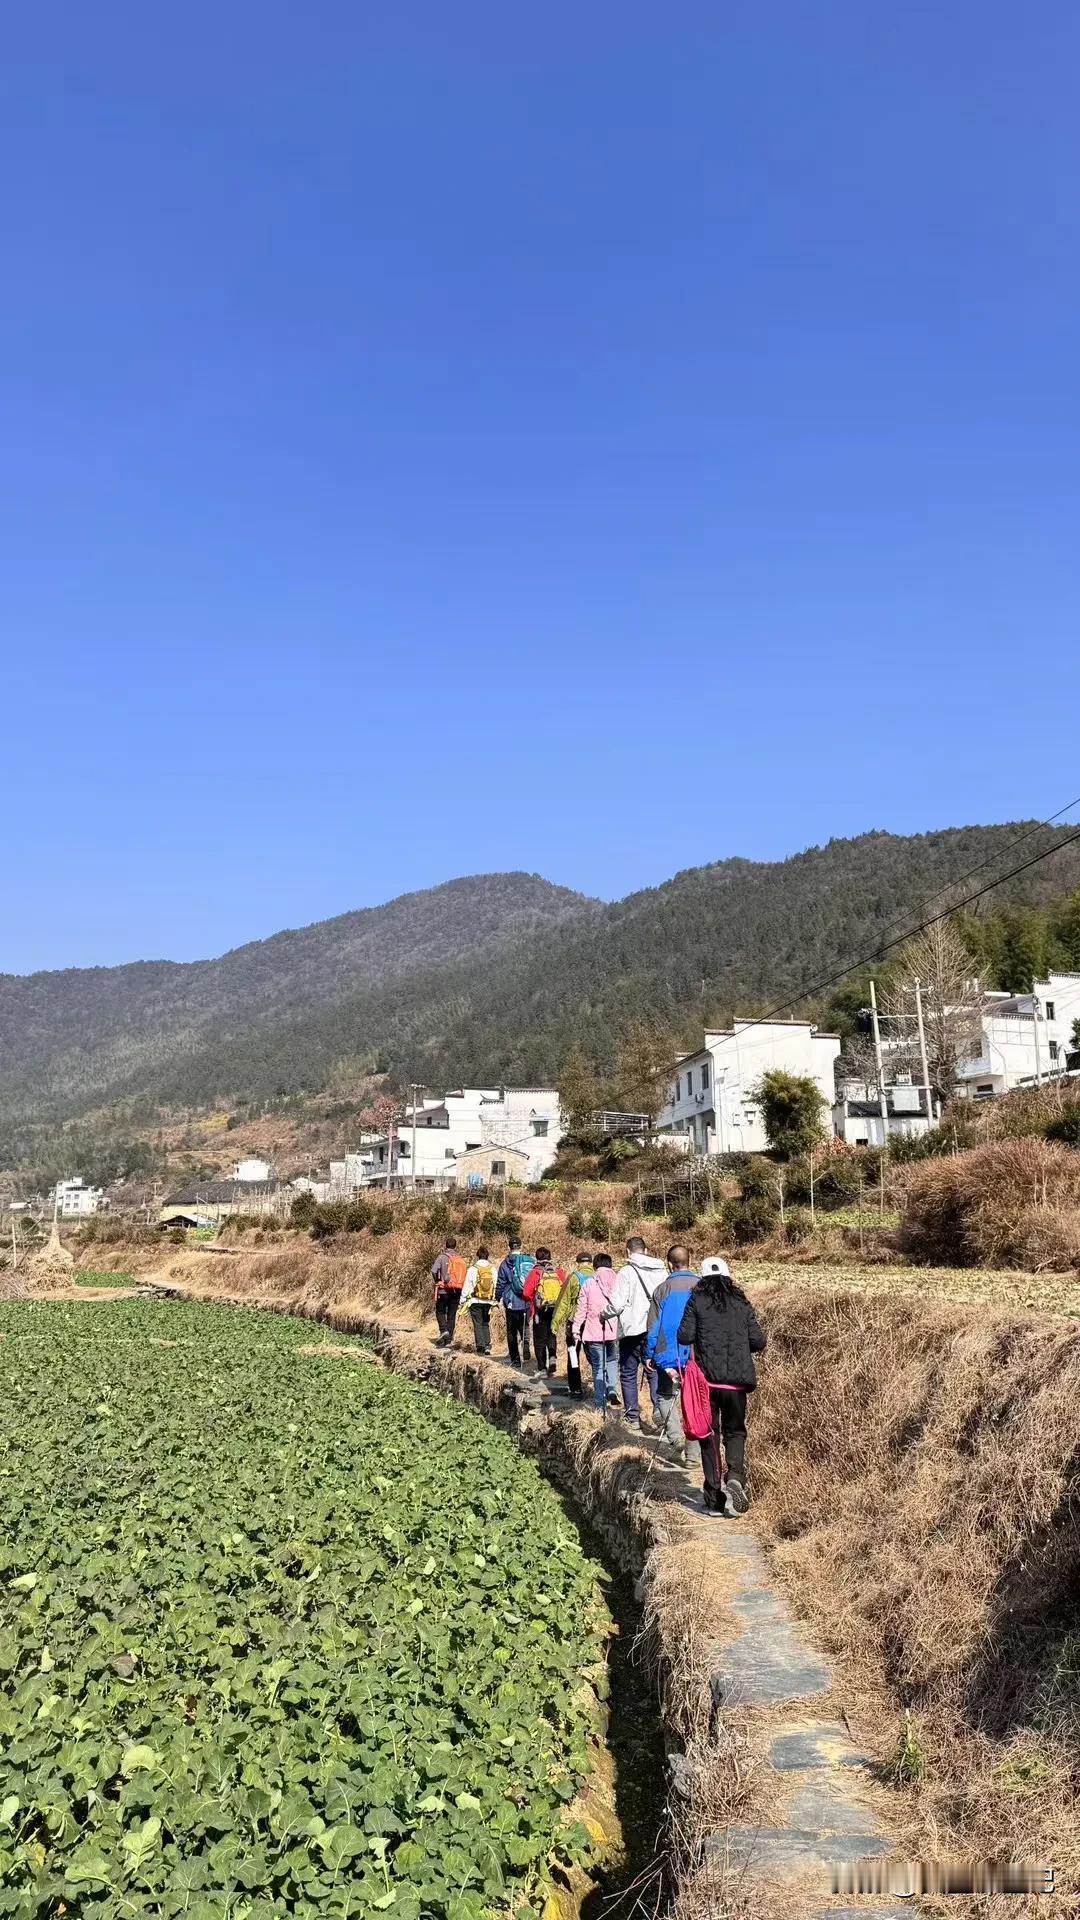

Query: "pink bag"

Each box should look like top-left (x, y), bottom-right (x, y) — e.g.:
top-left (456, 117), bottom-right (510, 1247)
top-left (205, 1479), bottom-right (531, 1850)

top-left (680, 1354), bottom-right (713, 1441)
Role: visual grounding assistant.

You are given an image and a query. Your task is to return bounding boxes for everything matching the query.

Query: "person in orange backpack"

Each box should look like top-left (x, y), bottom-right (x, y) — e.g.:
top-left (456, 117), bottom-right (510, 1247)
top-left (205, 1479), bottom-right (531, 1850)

top-left (523, 1245), bottom-right (568, 1378)
top-left (430, 1237), bottom-right (467, 1347)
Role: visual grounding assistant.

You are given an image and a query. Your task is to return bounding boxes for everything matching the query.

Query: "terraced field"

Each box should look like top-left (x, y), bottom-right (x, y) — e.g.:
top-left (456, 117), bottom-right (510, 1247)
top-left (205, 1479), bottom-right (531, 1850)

top-left (0, 1299), bottom-right (610, 1918)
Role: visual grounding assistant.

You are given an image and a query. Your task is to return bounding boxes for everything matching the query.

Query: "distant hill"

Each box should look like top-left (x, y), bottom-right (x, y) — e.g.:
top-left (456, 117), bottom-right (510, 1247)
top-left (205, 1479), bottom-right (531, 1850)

top-left (3, 824), bottom-right (1080, 1167)
top-left (0, 872), bottom-right (594, 1134)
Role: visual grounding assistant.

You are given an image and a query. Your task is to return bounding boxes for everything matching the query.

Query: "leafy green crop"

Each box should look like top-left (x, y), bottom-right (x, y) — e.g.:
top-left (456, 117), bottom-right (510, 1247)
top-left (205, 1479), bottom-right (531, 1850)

top-left (0, 1301), bottom-right (610, 1918)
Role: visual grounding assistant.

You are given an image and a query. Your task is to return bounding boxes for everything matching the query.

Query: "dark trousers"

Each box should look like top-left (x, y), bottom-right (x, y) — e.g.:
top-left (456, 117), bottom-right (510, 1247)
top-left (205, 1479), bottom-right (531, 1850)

top-left (534, 1307), bottom-right (557, 1374)
top-left (435, 1291), bottom-right (460, 1340)
top-left (565, 1334), bottom-right (582, 1395)
top-left (618, 1333), bottom-right (659, 1416)
top-left (506, 1308), bottom-right (527, 1365)
top-left (469, 1304), bottom-right (492, 1353)
top-left (702, 1389), bottom-right (748, 1492)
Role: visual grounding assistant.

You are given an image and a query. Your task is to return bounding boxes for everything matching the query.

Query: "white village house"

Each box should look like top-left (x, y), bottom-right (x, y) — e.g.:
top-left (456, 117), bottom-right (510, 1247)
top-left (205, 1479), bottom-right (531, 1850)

top-left (347, 1086), bottom-right (564, 1189)
top-left (50, 1176), bottom-right (105, 1218)
top-left (956, 972), bottom-right (1080, 1099)
top-left (657, 1021), bottom-right (842, 1156)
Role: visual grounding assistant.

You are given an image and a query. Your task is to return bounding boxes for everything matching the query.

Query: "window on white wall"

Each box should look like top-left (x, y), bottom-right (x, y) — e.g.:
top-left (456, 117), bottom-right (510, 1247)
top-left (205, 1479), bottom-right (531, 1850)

top-left (1046, 1000), bottom-right (1056, 1022)
top-left (701, 1063), bottom-right (710, 1090)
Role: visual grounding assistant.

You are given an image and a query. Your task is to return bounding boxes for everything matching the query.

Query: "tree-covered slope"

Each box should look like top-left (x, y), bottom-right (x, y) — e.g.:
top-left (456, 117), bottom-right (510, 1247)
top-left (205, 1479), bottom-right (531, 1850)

top-left (0, 872), bottom-right (594, 1127)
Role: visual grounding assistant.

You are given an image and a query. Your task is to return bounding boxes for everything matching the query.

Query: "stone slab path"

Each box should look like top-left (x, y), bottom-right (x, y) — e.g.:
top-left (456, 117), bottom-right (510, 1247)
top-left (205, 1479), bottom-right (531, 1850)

top-left (479, 1351), bottom-right (920, 1917)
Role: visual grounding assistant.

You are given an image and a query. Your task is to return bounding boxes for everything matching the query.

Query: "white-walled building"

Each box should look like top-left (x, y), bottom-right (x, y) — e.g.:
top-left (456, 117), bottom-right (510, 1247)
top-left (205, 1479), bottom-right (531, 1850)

top-left (833, 1085), bottom-right (934, 1146)
top-left (657, 1021), bottom-right (842, 1156)
top-left (357, 1086), bottom-right (564, 1187)
top-left (232, 1156), bottom-right (273, 1184)
top-left (51, 1177), bottom-right (105, 1218)
top-left (957, 971), bottom-right (1080, 1099)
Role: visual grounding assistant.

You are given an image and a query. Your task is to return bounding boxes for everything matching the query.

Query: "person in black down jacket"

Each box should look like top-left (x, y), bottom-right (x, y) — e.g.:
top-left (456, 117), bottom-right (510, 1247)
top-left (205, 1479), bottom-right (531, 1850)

top-left (676, 1255), bottom-right (766, 1517)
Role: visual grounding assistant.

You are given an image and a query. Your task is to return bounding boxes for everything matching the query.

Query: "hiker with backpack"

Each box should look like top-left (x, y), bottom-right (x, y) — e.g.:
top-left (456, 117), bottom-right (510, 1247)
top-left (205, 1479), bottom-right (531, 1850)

top-left (430, 1237), bottom-right (467, 1347)
top-left (571, 1253), bottom-right (621, 1412)
top-left (524, 1247), bottom-right (568, 1379)
top-left (644, 1244), bottom-right (699, 1459)
top-left (612, 1237), bottom-right (667, 1429)
top-left (676, 1256), bottom-right (766, 1516)
top-left (496, 1236), bottom-right (536, 1368)
top-left (552, 1253), bottom-right (590, 1398)
top-left (459, 1244), bottom-right (498, 1354)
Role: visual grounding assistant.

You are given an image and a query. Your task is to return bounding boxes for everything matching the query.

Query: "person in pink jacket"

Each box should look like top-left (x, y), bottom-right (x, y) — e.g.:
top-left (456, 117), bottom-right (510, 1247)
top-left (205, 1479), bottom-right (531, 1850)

top-left (571, 1253), bottom-right (621, 1413)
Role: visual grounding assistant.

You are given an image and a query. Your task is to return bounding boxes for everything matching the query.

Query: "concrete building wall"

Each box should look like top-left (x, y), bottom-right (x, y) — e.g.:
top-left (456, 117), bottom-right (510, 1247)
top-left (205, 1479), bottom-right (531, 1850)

top-left (659, 1023), bottom-right (841, 1155)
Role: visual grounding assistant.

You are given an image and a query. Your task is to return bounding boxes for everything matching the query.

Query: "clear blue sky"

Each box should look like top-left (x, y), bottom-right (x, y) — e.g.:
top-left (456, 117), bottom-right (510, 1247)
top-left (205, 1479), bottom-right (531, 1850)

top-left (4, 3), bottom-right (1079, 972)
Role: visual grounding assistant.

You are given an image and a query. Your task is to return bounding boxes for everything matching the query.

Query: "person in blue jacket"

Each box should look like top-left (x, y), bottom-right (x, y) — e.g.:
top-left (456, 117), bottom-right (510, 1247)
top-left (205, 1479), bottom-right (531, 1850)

top-left (645, 1245), bottom-right (699, 1458)
top-left (496, 1236), bottom-right (536, 1368)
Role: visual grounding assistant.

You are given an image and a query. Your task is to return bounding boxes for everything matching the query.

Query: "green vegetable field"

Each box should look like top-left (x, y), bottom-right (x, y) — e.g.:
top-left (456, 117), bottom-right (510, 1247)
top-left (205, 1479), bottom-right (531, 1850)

top-left (0, 1300), bottom-right (611, 1919)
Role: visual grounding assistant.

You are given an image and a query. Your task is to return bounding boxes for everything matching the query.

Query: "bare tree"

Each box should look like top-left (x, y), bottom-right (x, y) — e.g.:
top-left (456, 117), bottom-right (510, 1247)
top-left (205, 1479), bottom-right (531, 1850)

top-left (835, 1031), bottom-right (884, 1102)
top-left (614, 1019), bottom-right (676, 1123)
top-left (881, 919), bottom-right (987, 1107)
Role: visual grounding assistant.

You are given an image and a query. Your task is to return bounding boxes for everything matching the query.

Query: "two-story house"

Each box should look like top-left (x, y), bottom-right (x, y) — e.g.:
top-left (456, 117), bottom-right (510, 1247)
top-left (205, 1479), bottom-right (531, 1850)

top-left (657, 1021), bottom-right (842, 1155)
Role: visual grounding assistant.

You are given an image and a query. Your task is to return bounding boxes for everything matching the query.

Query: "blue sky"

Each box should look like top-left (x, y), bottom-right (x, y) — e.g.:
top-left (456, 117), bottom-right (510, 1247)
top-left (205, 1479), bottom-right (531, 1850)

top-left (4, 3), bottom-right (1079, 972)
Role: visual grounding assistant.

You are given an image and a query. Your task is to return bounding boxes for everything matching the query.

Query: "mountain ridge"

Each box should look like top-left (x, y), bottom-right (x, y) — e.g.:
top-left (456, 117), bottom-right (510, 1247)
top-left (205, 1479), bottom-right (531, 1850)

top-left (3, 825), bottom-right (1080, 1158)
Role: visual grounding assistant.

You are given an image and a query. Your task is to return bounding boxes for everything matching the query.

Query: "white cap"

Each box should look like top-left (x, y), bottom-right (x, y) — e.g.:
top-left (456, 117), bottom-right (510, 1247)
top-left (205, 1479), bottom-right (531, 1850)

top-left (700, 1255), bottom-right (731, 1279)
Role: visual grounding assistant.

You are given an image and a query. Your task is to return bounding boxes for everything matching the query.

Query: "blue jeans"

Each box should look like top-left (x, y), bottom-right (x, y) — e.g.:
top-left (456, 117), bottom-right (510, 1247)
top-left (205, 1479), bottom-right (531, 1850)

top-left (619, 1333), bottom-right (660, 1418)
top-left (584, 1340), bottom-right (618, 1411)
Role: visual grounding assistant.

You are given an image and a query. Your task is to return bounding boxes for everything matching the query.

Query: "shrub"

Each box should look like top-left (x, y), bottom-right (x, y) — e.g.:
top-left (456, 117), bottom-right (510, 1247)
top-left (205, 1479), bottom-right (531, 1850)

top-left (309, 1198), bottom-right (373, 1239)
top-left (566, 1208), bottom-right (587, 1239)
top-left (480, 1207), bottom-right (521, 1241)
top-left (739, 1156), bottom-right (778, 1200)
top-left (289, 1191), bottom-right (317, 1227)
top-left (368, 1205), bottom-right (394, 1236)
top-left (783, 1206), bottom-right (815, 1247)
top-left (722, 1192), bottom-right (779, 1245)
top-left (898, 1138), bottom-right (1080, 1269)
top-left (586, 1205), bottom-right (608, 1238)
top-left (1045, 1105), bottom-right (1080, 1148)
top-left (754, 1069), bottom-right (827, 1159)
top-left (666, 1196), bottom-right (698, 1233)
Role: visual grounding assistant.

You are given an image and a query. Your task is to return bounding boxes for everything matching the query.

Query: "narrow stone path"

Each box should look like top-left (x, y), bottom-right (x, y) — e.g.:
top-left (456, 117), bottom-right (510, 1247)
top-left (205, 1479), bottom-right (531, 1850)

top-left (476, 1349), bottom-right (918, 1918)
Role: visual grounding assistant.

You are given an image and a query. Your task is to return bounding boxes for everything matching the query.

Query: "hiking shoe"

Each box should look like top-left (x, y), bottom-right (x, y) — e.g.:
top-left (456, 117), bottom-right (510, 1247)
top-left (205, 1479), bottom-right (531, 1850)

top-left (724, 1478), bottom-right (749, 1515)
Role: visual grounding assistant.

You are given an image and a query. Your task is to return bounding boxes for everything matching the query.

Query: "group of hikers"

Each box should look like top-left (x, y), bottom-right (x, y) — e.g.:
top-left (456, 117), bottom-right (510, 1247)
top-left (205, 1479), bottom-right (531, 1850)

top-left (429, 1234), bottom-right (766, 1518)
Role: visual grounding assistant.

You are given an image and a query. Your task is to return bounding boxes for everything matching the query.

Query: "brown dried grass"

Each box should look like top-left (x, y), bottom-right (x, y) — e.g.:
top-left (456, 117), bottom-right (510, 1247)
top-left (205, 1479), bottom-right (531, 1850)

top-left (897, 1137), bottom-right (1080, 1269)
top-left (749, 1279), bottom-right (1080, 1895)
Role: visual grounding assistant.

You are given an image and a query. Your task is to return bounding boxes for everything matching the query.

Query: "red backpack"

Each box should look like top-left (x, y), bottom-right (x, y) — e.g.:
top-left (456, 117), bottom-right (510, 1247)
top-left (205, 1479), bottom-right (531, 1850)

top-left (680, 1355), bottom-right (713, 1441)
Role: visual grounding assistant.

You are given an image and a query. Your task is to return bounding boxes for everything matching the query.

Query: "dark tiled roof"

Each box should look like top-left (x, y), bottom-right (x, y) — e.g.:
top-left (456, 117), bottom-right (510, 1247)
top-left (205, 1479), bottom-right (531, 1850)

top-left (163, 1180), bottom-right (282, 1206)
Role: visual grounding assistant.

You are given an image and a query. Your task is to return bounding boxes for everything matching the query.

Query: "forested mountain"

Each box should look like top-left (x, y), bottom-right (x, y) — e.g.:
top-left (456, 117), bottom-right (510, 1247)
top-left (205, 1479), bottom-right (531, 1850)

top-left (3, 824), bottom-right (1080, 1171)
top-left (0, 873), bottom-right (593, 1134)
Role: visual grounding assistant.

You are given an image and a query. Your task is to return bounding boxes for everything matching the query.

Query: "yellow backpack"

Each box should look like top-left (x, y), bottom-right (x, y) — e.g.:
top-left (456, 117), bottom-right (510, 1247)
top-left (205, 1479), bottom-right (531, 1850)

top-left (539, 1265), bottom-right (565, 1308)
top-left (473, 1260), bottom-right (496, 1302)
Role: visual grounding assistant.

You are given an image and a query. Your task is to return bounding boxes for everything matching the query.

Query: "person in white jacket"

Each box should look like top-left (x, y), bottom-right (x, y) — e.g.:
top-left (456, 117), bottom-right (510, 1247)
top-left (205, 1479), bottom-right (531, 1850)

top-left (612, 1237), bottom-right (667, 1426)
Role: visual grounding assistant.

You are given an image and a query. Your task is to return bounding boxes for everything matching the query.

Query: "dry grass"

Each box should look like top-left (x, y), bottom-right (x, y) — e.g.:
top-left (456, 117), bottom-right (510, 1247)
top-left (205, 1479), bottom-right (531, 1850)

top-left (747, 1278), bottom-right (1080, 1900)
top-left (897, 1137), bottom-right (1080, 1270)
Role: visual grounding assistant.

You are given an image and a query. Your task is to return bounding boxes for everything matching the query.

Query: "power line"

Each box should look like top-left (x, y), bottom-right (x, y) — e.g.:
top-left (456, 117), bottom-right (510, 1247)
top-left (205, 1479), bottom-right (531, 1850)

top-left (708, 811), bottom-right (1080, 1058)
top-left (893, 796), bottom-right (1080, 924)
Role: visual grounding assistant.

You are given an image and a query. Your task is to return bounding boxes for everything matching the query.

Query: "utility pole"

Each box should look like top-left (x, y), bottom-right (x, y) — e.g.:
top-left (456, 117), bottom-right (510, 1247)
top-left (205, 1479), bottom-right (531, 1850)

top-left (1032, 996), bottom-right (1044, 1087)
top-left (914, 979), bottom-right (935, 1124)
top-left (10, 1209), bottom-right (17, 1272)
top-left (410, 1083), bottom-right (420, 1195)
top-left (869, 979), bottom-right (890, 1148)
